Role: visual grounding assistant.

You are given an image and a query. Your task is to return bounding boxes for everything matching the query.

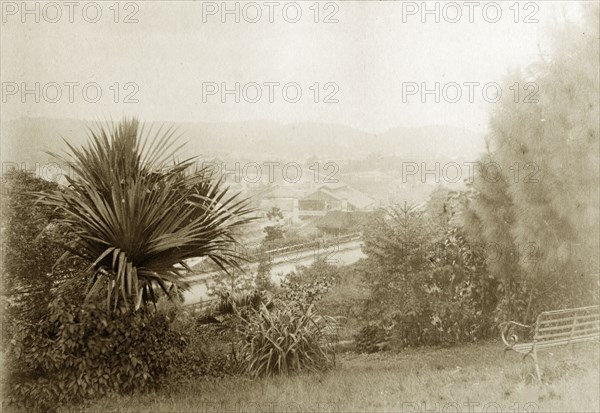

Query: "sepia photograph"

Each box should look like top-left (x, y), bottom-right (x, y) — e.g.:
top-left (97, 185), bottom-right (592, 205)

top-left (0, 1), bottom-right (599, 412)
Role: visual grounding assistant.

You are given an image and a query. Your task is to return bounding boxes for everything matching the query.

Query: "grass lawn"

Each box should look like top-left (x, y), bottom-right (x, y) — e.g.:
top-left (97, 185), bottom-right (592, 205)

top-left (72, 340), bottom-right (599, 413)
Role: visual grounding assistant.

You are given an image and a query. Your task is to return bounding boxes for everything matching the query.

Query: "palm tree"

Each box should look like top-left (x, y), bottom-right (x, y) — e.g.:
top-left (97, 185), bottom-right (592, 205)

top-left (40, 118), bottom-right (255, 312)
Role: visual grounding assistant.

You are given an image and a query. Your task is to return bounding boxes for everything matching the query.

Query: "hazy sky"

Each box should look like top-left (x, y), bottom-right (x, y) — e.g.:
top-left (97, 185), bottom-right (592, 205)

top-left (0, 1), bottom-right (587, 133)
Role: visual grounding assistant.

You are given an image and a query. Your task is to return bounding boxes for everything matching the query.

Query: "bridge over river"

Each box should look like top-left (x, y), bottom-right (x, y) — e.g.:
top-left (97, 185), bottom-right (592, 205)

top-left (181, 237), bottom-right (366, 306)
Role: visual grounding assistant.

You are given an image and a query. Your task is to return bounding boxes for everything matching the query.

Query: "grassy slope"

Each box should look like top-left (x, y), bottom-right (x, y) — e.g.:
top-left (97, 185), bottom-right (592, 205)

top-left (75, 341), bottom-right (599, 413)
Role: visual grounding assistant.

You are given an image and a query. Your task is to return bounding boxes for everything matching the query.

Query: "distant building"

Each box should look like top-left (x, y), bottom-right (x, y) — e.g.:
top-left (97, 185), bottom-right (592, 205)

top-left (298, 183), bottom-right (375, 219)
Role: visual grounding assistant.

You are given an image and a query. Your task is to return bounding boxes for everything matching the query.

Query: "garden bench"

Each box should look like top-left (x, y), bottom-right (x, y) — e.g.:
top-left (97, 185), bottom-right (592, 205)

top-left (500, 305), bottom-right (600, 382)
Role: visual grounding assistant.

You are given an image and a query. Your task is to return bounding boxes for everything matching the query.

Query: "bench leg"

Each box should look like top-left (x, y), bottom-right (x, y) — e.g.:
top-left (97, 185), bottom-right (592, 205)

top-left (531, 349), bottom-right (542, 383)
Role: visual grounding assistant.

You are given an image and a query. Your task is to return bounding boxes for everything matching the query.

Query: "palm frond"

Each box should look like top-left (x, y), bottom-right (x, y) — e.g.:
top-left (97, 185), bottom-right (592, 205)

top-left (39, 118), bottom-right (255, 311)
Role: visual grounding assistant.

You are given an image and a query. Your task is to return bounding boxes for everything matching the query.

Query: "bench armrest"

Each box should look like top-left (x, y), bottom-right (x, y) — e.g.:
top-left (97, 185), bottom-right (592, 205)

top-left (500, 321), bottom-right (534, 348)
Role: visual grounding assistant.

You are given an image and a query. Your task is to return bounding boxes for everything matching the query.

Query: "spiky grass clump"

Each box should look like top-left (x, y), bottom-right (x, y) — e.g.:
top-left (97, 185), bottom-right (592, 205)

top-left (237, 303), bottom-right (336, 378)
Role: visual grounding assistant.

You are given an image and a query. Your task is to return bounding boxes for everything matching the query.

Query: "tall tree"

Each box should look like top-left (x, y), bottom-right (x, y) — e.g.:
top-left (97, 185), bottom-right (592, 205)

top-left (462, 4), bottom-right (599, 317)
top-left (361, 203), bottom-right (437, 316)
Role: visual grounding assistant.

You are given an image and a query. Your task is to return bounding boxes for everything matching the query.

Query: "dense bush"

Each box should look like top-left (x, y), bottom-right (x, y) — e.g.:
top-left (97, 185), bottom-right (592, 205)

top-left (170, 272), bottom-right (340, 381)
top-left (4, 299), bottom-right (187, 412)
top-left (278, 260), bottom-right (340, 308)
top-left (213, 289), bottom-right (273, 316)
top-left (236, 303), bottom-right (336, 378)
top-left (355, 303), bottom-right (489, 352)
top-left (279, 278), bottom-right (333, 308)
top-left (0, 171), bottom-right (87, 326)
top-left (360, 201), bottom-right (497, 349)
top-left (387, 300), bottom-right (489, 348)
top-left (284, 259), bottom-right (342, 285)
top-left (354, 324), bottom-right (390, 353)
top-left (168, 309), bottom-right (241, 380)
top-left (316, 264), bottom-right (368, 322)
top-left (262, 226), bottom-right (319, 251)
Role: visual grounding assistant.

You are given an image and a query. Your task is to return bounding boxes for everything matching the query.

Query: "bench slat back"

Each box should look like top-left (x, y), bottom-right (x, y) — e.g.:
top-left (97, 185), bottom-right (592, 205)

top-left (534, 306), bottom-right (600, 343)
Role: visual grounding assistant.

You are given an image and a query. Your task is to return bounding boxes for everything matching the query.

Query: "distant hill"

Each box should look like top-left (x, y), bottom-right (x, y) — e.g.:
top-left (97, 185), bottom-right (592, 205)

top-left (1, 117), bottom-right (486, 167)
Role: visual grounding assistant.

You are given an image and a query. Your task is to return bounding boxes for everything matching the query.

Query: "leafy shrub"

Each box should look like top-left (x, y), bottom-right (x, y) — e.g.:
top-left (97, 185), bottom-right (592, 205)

top-left (213, 289), bottom-right (273, 315)
top-left (387, 301), bottom-right (489, 348)
top-left (316, 264), bottom-right (368, 319)
top-left (236, 303), bottom-right (335, 378)
top-left (355, 304), bottom-right (487, 353)
top-left (493, 272), bottom-right (598, 326)
top-left (277, 261), bottom-right (340, 320)
top-left (284, 260), bottom-right (342, 285)
top-left (279, 278), bottom-right (333, 308)
top-left (262, 226), bottom-right (319, 251)
top-left (169, 310), bottom-right (240, 380)
top-left (4, 299), bottom-right (187, 412)
top-left (360, 203), bottom-right (496, 348)
top-left (0, 171), bottom-right (87, 326)
top-left (263, 224), bottom-right (285, 243)
top-left (354, 324), bottom-right (390, 353)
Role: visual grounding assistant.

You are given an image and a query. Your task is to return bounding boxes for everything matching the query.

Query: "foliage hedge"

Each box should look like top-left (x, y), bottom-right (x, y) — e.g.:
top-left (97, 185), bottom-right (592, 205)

top-left (4, 299), bottom-right (187, 413)
top-left (0, 171), bottom-right (88, 325)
